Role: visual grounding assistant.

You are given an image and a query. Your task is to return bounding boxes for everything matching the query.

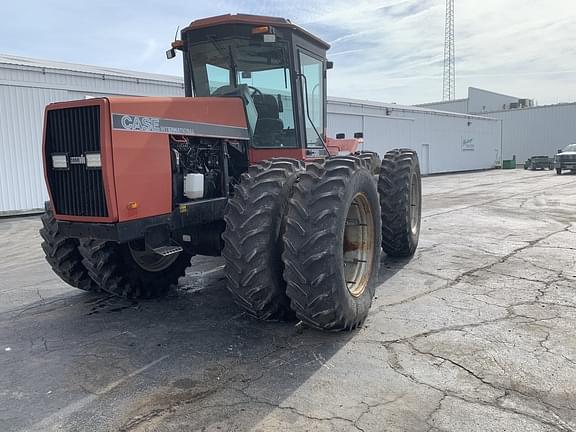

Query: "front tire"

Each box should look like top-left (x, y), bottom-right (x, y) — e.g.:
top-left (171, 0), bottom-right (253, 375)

top-left (556, 168), bottom-right (562, 175)
top-left (378, 149), bottom-right (422, 257)
top-left (78, 240), bottom-right (192, 299)
top-left (283, 157), bottom-right (382, 331)
top-left (222, 159), bottom-right (304, 321)
top-left (40, 205), bottom-right (99, 292)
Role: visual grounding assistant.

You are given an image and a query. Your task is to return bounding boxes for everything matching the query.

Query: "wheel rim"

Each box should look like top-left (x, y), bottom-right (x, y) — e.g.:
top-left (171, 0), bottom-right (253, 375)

top-left (343, 193), bottom-right (375, 297)
top-left (410, 172), bottom-right (421, 234)
top-left (128, 243), bottom-right (179, 272)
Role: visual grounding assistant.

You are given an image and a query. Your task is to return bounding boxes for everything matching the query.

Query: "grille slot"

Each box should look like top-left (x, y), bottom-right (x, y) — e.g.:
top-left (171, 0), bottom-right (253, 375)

top-left (45, 105), bottom-right (108, 217)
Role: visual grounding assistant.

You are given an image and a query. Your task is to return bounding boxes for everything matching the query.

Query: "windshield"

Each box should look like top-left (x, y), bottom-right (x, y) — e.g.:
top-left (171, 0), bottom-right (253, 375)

top-left (188, 36), bottom-right (296, 148)
top-left (562, 144), bottom-right (576, 152)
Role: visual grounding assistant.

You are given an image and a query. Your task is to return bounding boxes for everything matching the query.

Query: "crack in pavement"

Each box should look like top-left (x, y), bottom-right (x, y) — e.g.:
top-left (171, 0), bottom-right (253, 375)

top-left (373, 224), bottom-right (571, 312)
top-left (385, 343), bottom-right (574, 432)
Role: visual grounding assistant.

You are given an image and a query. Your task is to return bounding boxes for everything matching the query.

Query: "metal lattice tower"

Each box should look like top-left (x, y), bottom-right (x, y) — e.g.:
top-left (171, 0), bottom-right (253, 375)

top-left (442, 0), bottom-right (455, 101)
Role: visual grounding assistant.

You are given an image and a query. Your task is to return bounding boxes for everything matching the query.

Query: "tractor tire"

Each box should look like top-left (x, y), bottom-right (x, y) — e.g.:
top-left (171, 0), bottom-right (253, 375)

top-left (354, 151), bottom-right (382, 175)
top-left (556, 168), bottom-right (562, 175)
top-left (78, 240), bottom-right (192, 299)
top-left (378, 149), bottom-right (422, 257)
top-left (222, 158), bottom-right (304, 321)
top-left (40, 204), bottom-right (100, 293)
top-left (283, 156), bottom-right (382, 331)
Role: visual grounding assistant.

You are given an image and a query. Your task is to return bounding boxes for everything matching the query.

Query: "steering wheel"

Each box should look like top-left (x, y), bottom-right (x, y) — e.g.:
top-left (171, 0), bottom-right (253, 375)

top-left (248, 86), bottom-right (263, 98)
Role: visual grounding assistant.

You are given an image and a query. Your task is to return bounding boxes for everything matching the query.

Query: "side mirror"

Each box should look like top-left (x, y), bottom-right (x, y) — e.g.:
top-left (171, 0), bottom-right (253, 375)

top-left (354, 132), bottom-right (364, 139)
top-left (166, 48), bottom-right (176, 60)
top-left (326, 61), bottom-right (334, 70)
top-left (276, 94), bottom-right (284, 113)
top-left (336, 133), bottom-right (345, 139)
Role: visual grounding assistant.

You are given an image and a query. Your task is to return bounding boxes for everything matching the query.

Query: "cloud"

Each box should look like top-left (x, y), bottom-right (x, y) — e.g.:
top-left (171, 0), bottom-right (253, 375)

top-left (1, 0), bottom-right (575, 105)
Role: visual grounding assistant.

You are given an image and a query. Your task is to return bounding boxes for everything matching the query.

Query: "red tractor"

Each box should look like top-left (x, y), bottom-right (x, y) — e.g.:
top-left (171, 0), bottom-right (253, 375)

top-left (40, 14), bottom-right (421, 331)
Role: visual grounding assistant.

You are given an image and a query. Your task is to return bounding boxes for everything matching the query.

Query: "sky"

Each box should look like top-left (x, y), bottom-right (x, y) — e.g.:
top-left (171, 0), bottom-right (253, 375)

top-left (2, 0), bottom-right (576, 105)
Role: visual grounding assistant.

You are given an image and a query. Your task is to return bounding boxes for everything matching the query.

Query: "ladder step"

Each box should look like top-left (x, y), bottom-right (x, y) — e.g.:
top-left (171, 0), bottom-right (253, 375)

top-left (152, 245), bottom-right (183, 257)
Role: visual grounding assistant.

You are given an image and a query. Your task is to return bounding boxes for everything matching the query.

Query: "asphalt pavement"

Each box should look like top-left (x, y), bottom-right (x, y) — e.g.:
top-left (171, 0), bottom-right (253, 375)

top-left (1, 168), bottom-right (575, 432)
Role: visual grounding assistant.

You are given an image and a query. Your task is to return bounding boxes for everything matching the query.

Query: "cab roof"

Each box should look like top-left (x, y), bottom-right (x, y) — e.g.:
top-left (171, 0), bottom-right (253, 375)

top-left (183, 13), bottom-right (330, 50)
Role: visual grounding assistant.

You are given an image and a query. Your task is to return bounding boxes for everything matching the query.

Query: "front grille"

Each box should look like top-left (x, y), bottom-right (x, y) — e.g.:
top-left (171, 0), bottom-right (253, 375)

top-left (45, 105), bottom-right (108, 217)
top-left (561, 154), bottom-right (576, 162)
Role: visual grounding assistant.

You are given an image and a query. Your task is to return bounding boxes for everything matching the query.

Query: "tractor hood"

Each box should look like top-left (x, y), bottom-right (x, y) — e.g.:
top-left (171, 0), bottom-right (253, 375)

top-left (106, 96), bottom-right (249, 140)
top-left (43, 96), bottom-right (249, 224)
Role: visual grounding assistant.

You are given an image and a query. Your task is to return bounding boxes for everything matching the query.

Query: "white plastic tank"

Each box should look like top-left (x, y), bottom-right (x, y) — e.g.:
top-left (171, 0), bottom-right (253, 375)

top-left (184, 173), bottom-right (204, 200)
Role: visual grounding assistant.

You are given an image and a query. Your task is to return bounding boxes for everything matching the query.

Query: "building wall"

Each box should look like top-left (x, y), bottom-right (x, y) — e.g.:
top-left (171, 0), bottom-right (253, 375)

top-left (328, 99), bottom-right (502, 175)
top-left (416, 87), bottom-right (522, 114)
top-left (0, 62), bottom-right (184, 214)
top-left (467, 87), bottom-right (518, 113)
top-left (488, 103), bottom-right (576, 162)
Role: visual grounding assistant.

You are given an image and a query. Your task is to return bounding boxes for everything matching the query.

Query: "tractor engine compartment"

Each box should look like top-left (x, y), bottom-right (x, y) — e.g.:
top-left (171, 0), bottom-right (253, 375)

top-left (169, 135), bottom-right (247, 204)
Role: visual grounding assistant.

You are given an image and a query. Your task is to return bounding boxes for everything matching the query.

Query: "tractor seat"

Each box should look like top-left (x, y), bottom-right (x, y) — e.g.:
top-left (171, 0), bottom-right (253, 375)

top-left (253, 94), bottom-right (284, 145)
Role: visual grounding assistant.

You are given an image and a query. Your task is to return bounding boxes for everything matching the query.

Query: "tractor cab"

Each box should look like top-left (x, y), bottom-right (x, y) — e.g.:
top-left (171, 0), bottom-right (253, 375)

top-left (171, 14), bottom-right (331, 159)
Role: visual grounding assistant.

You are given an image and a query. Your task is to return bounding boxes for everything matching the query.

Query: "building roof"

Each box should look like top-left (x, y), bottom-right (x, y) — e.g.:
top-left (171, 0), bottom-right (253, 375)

top-left (416, 87), bottom-right (521, 108)
top-left (481, 101), bottom-right (576, 114)
top-left (416, 98), bottom-right (467, 107)
top-left (0, 53), bottom-right (183, 85)
top-left (468, 86), bottom-right (519, 100)
top-left (329, 96), bottom-right (498, 120)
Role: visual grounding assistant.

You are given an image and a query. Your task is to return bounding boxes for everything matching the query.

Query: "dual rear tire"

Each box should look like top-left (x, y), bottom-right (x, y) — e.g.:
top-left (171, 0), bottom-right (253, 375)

top-left (282, 157), bottom-right (382, 330)
top-left (222, 159), bottom-right (304, 320)
top-left (379, 149), bottom-right (422, 257)
top-left (223, 150), bottom-right (421, 331)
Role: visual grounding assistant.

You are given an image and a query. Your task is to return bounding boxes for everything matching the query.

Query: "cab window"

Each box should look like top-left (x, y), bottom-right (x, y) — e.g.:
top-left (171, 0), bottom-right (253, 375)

top-left (299, 52), bottom-right (324, 148)
top-left (189, 37), bottom-right (296, 148)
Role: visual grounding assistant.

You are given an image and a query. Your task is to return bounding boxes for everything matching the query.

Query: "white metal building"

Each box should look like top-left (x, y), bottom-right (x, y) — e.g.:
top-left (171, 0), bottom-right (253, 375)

top-left (328, 97), bottom-right (501, 175)
top-left (0, 54), bottom-right (184, 215)
top-left (416, 87), bottom-right (530, 114)
top-left (0, 55), bottom-right (502, 215)
top-left (488, 103), bottom-right (576, 162)
top-left (417, 86), bottom-right (576, 162)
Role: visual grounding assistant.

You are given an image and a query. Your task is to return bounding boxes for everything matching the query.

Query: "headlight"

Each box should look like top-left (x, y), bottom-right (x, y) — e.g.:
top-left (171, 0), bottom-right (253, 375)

top-left (85, 152), bottom-right (102, 168)
top-left (51, 154), bottom-right (68, 169)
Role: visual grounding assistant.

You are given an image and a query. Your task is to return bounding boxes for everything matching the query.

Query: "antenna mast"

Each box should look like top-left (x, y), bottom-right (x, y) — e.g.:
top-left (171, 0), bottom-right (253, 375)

top-left (442, 0), bottom-right (455, 100)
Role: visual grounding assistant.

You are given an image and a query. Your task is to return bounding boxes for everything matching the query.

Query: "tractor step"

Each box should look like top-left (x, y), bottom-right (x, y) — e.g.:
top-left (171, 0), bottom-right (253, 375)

top-left (152, 245), bottom-right (184, 257)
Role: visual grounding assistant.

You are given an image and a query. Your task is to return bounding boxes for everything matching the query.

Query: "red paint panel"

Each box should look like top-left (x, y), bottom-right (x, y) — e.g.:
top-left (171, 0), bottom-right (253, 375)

top-left (183, 14), bottom-right (330, 49)
top-left (325, 137), bottom-right (359, 155)
top-left (111, 129), bottom-right (172, 222)
top-left (108, 97), bottom-right (248, 129)
top-left (249, 148), bottom-right (307, 164)
top-left (106, 97), bottom-right (248, 222)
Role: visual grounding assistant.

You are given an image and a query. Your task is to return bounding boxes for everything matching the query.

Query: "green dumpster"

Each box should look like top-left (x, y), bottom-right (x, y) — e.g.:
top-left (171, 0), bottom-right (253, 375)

top-left (502, 160), bottom-right (516, 169)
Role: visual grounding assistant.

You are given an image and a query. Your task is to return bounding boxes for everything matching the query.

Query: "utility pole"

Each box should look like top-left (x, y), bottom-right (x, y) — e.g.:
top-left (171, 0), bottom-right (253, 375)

top-left (443, 0), bottom-right (455, 101)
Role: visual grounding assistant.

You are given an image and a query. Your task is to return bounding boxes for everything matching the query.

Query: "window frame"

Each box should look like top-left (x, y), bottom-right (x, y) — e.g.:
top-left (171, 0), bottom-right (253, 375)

top-left (298, 50), bottom-right (326, 148)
